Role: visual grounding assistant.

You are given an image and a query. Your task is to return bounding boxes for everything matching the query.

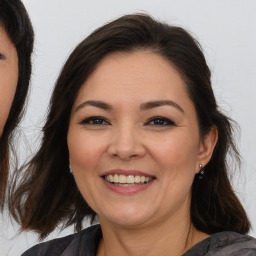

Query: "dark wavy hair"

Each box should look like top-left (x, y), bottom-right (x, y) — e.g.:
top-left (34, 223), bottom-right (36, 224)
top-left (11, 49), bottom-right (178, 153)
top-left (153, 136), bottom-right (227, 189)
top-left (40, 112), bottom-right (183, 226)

top-left (10, 14), bottom-right (250, 239)
top-left (0, 0), bottom-right (34, 209)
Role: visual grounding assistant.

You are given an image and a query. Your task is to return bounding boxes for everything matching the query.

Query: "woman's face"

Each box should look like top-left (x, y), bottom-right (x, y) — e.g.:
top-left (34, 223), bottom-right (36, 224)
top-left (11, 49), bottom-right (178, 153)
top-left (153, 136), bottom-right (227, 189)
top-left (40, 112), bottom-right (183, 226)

top-left (68, 50), bottom-right (216, 228)
top-left (0, 26), bottom-right (18, 136)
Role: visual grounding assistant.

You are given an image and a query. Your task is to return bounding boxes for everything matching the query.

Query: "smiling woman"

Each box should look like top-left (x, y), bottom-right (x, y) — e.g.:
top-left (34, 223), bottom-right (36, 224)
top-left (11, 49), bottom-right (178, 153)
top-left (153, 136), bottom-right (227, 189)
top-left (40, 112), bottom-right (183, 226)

top-left (10, 14), bottom-right (256, 256)
top-left (67, 50), bottom-right (215, 233)
top-left (0, 0), bottom-right (34, 209)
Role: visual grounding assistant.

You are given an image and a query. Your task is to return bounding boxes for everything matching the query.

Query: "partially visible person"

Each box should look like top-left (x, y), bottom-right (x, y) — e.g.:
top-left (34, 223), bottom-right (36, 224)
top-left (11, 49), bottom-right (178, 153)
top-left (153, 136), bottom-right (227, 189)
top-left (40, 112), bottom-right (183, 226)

top-left (11, 14), bottom-right (256, 255)
top-left (0, 0), bottom-right (34, 209)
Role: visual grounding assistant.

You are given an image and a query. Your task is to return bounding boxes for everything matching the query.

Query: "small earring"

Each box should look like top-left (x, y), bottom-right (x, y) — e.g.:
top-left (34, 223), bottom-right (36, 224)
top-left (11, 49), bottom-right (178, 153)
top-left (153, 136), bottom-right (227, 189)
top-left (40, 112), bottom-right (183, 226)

top-left (69, 165), bottom-right (73, 175)
top-left (198, 163), bottom-right (204, 179)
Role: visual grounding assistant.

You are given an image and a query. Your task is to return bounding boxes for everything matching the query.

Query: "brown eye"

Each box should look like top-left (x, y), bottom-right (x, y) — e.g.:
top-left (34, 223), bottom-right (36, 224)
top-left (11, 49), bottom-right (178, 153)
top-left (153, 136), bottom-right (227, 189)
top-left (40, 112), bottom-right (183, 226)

top-left (79, 116), bottom-right (110, 125)
top-left (146, 117), bottom-right (176, 126)
top-left (0, 53), bottom-right (6, 60)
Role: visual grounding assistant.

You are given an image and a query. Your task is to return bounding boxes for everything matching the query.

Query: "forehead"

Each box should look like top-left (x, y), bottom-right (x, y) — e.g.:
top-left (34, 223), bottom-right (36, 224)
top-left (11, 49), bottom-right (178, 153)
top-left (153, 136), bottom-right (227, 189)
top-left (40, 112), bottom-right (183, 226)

top-left (0, 25), bottom-right (15, 49)
top-left (0, 25), bottom-right (8, 40)
top-left (74, 50), bottom-right (190, 105)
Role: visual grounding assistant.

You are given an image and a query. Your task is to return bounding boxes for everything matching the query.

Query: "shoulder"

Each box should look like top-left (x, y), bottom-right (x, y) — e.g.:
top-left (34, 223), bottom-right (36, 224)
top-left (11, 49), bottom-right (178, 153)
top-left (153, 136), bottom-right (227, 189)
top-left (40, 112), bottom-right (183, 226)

top-left (184, 231), bottom-right (256, 256)
top-left (21, 224), bottom-right (101, 256)
top-left (209, 232), bottom-right (256, 255)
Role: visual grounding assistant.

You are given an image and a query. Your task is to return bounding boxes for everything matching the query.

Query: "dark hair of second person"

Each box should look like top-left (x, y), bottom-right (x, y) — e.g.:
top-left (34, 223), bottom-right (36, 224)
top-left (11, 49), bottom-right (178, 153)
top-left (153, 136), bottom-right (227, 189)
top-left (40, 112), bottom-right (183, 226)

top-left (0, 0), bottom-right (34, 209)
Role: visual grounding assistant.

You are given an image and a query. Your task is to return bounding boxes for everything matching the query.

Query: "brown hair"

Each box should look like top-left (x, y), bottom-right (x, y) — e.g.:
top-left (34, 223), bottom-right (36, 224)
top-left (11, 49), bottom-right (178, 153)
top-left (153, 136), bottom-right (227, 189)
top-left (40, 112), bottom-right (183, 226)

top-left (10, 14), bottom-right (250, 239)
top-left (0, 0), bottom-right (34, 209)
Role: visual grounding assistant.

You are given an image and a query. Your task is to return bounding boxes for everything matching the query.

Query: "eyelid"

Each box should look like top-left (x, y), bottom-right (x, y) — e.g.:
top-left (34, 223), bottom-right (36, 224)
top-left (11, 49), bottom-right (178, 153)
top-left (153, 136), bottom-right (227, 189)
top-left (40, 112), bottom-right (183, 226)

top-left (145, 116), bottom-right (176, 126)
top-left (0, 53), bottom-right (6, 60)
top-left (78, 116), bottom-right (110, 125)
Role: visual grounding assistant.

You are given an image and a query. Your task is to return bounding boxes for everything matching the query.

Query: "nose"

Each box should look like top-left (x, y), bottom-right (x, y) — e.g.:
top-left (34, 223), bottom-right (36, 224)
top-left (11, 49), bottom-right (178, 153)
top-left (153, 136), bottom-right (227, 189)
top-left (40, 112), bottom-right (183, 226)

top-left (107, 125), bottom-right (145, 160)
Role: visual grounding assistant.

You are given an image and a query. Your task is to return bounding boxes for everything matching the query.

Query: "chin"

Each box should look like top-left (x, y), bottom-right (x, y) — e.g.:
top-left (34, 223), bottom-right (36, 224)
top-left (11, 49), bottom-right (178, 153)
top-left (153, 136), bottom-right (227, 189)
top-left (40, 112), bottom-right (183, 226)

top-left (104, 216), bottom-right (149, 228)
top-left (98, 207), bottom-right (155, 228)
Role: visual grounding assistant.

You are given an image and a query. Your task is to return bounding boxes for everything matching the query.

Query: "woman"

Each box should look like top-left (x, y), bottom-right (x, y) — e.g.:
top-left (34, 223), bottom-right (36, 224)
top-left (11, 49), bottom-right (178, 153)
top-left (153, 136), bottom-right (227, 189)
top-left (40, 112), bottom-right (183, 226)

top-left (11, 14), bottom-right (256, 255)
top-left (0, 0), bottom-right (34, 209)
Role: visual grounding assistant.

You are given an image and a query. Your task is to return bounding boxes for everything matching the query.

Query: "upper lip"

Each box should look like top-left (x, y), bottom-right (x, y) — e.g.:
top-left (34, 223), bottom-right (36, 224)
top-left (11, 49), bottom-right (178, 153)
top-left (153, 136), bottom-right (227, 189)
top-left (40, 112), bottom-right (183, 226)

top-left (101, 169), bottom-right (155, 178)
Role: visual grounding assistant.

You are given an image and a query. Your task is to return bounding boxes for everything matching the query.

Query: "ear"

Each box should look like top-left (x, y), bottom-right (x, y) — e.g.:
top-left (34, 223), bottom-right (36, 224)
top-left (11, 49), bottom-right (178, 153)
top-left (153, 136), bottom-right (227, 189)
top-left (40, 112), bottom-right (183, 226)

top-left (196, 126), bottom-right (218, 173)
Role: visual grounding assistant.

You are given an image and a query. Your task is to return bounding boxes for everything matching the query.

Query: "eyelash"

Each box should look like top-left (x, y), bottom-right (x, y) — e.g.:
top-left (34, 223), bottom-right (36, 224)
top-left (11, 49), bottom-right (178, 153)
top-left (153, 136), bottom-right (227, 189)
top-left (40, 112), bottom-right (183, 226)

top-left (145, 116), bottom-right (176, 126)
top-left (0, 53), bottom-right (6, 60)
top-left (79, 116), bottom-right (110, 125)
top-left (79, 116), bottom-right (176, 127)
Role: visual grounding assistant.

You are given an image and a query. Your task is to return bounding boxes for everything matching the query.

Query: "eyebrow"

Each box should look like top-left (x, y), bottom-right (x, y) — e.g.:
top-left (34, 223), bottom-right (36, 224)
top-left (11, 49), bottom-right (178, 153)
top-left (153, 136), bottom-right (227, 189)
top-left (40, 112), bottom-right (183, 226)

top-left (75, 99), bottom-right (184, 113)
top-left (140, 100), bottom-right (184, 113)
top-left (75, 100), bottom-right (112, 112)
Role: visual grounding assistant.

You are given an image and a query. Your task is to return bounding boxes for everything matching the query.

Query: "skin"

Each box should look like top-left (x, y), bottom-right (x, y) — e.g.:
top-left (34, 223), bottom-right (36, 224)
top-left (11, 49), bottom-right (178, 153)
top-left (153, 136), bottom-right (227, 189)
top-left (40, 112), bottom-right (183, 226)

top-left (0, 26), bottom-right (18, 136)
top-left (68, 50), bottom-right (217, 256)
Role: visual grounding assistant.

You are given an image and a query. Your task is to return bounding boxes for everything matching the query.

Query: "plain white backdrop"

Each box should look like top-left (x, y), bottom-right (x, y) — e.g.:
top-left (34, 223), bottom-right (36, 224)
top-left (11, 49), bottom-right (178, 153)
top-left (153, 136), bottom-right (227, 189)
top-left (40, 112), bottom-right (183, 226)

top-left (1, 0), bottom-right (256, 255)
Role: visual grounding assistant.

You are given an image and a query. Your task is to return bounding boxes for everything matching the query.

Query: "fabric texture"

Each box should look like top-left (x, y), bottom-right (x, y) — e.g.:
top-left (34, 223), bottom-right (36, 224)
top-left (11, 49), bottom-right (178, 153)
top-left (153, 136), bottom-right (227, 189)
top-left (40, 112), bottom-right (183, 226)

top-left (22, 224), bottom-right (256, 256)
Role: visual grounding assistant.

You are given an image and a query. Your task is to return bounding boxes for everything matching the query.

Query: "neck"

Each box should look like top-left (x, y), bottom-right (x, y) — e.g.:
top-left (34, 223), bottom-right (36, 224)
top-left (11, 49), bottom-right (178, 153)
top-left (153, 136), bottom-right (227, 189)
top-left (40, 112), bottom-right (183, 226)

top-left (97, 214), bottom-right (209, 256)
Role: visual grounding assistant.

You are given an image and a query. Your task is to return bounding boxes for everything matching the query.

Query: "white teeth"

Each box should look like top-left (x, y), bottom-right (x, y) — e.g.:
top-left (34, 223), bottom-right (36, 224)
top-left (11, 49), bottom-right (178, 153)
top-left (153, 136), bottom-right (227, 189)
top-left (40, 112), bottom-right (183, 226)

top-left (126, 175), bottom-right (134, 183)
top-left (109, 174), bottom-right (114, 182)
top-left (145, 177), bottom-right (150, 182)
top-left (119, 175), bottom-right (126, 184)
top-left (114, 174), bottom-right (119, 183)
top-left (104, 174), bottom-right (153, 184)
top-left (134, 175), bottom-right (141, 183)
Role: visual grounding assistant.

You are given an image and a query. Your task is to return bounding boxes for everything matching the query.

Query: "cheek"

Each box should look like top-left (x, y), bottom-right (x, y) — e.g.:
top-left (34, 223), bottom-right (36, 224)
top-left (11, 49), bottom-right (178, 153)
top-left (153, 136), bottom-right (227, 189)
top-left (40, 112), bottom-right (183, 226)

top-left (155, 134), bottom-right (198, 159)
top-left (0, 77), bottom-right (18, 135)
top-left (67, 130), bottom-right (114, 214)
top-left (67, 130), bottom-right (106, 171)
top-left (151, 134), bottom-right (199, 208)
top-left (148, 131), bottom-right (200, 177)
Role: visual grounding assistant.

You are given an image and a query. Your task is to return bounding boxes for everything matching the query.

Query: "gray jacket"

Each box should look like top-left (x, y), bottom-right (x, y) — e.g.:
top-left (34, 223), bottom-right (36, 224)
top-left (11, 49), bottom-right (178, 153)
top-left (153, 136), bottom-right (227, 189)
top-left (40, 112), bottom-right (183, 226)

top-left (22, 224), bottom-right (256, 256)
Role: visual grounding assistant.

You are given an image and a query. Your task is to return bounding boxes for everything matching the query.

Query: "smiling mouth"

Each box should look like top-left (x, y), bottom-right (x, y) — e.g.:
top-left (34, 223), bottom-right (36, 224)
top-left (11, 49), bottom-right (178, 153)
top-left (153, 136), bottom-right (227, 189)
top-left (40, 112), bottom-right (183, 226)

top-left (104, 174), bottom-right (154, 186)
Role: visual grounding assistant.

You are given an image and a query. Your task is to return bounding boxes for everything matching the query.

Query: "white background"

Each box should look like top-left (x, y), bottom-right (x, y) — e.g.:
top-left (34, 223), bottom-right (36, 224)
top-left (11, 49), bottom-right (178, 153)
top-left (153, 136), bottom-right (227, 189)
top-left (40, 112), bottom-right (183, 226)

top-left (1, 0), bottom-right (256, 255)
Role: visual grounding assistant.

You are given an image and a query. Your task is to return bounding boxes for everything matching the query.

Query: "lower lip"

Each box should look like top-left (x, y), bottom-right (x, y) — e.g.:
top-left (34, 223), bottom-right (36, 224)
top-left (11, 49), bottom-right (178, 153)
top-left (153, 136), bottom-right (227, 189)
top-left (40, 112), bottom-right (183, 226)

top-left (102, 178), bottom-right (155, 195)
